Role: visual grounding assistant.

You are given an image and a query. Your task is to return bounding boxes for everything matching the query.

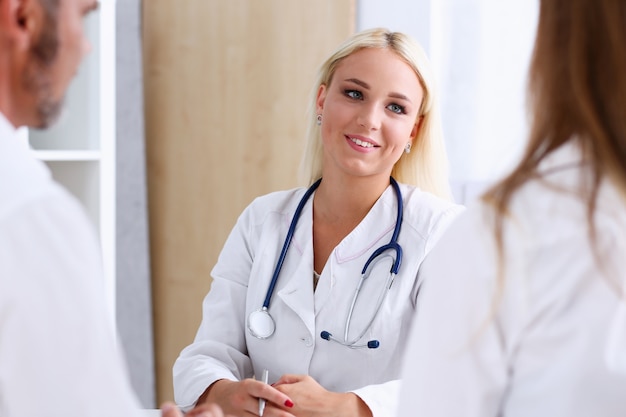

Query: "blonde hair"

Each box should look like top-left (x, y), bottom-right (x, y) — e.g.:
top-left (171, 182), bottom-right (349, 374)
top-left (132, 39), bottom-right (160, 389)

top-left (299, 28), bottom-right (452, 200)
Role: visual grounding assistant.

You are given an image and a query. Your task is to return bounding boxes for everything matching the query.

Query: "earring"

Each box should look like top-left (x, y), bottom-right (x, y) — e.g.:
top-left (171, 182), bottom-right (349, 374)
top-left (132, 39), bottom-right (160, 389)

top-left (316, 114), bottom-right (322, 125)
top-left (404, 142), bottom-right (412, 154)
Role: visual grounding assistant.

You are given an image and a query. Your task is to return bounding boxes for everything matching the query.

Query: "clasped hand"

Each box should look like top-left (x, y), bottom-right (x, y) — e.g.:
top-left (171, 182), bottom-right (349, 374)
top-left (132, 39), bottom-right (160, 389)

top-left (201, 374), bottom-right (370, 417)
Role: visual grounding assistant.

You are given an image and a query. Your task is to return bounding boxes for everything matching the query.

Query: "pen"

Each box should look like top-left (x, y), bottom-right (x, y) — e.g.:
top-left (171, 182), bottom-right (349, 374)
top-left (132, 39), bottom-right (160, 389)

top-left (259, 368), bottom-right (269, 416)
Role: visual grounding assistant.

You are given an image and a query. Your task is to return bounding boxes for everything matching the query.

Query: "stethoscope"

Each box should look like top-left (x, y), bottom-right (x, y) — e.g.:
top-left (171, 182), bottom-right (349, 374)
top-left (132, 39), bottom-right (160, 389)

top-left (247, 177), bottom-right (404, 349)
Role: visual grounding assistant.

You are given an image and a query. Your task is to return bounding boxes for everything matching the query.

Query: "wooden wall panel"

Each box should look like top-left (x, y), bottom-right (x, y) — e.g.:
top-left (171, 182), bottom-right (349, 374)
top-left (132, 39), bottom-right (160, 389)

top-left (143, 0), bottom-right (355, 403)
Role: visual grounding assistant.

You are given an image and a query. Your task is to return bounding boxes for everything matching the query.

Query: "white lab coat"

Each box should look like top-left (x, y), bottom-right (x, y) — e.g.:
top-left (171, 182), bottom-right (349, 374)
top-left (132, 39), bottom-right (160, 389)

top-left (398, 144), bottom-right (626, 417)
top-left (0, 113), bottom-right (142, 416)
top-left (173, 182), bottom-right (463, 416)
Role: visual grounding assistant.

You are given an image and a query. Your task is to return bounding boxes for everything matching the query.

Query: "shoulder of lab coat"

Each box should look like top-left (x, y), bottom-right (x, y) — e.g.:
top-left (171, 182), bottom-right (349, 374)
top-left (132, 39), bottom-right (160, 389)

top-left (397, 148), bottom-right (626, 417)
top-left (0, 126), bottom-right (142, 416)
top-left (397, 184), bottom-right (465, 301)
top-left (398, 183), bottom-right (465, 252)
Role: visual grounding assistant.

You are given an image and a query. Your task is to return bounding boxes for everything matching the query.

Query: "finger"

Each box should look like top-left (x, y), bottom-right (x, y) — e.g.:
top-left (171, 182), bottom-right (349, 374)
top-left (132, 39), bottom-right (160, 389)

top-left (254, 380), bottom-right (295, 411)
top-left (259, 403), bottom-right (297, 417)
top-left (159, 402), bottom-right (183, 417)
top-left (273, 374), bottom-right (305, 386)
top-left (185, 403), bottom-right (225, 417)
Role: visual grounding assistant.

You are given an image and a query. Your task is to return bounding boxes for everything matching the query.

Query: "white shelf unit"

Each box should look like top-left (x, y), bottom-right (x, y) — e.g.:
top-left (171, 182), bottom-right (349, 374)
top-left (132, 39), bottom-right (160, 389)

top-left (26, 1), bottom-right (117, 325)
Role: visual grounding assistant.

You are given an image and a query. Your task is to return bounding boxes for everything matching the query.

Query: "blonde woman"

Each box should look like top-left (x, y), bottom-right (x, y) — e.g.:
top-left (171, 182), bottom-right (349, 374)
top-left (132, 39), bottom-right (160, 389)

top-left (173, 28), bottom-right (462, 417)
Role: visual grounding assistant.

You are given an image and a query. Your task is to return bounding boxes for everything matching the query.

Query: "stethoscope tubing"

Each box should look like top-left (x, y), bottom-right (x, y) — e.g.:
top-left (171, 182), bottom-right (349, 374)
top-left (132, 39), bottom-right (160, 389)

top-left (252, 176), bottom-right (404, 348)
top-left (361, 178), bottom-right (403, 275)
top-left (261, 178), bottom-right (322, 308)
top-left (343, 255), bottom-right (396, 344)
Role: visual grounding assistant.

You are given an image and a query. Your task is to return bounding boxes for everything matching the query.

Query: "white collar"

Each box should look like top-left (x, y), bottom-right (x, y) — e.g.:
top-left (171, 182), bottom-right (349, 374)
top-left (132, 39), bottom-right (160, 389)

top-left (0, 111), bottom-right (18, 139)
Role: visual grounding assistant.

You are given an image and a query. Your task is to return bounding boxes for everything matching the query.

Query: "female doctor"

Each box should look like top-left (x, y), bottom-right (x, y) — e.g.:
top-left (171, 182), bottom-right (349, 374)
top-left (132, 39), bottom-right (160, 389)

top-left (173, 28), bottom-right (463, 417)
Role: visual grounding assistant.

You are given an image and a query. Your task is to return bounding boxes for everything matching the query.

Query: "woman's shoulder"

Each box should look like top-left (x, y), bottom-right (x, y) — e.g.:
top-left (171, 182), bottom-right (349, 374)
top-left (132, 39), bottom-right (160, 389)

top-left (398, 183), bottom-right (466, 239)
top-left (400, 183), bottom-right (465, 218)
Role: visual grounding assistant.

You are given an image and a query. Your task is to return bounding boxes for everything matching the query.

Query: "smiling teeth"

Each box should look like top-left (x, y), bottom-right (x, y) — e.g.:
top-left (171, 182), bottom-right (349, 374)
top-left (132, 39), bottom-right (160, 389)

top-left (350, 137), bottom-right (374, 148)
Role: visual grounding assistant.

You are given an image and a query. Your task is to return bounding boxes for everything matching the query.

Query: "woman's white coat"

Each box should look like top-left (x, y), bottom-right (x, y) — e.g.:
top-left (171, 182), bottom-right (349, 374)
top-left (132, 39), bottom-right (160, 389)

top-left (174, 182), bottom-right (463, 416)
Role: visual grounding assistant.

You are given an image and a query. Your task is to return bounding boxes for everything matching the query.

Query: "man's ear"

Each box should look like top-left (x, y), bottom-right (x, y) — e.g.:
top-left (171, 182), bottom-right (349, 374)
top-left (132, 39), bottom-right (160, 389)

top-left (0, 0), bottom-right (42, 50)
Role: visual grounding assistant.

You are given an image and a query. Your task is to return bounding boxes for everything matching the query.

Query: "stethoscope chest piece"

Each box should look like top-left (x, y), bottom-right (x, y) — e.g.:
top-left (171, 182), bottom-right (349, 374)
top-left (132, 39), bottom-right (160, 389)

top-left (247, 177), bottom-right (403, 349)
top-left (247, 307), bottom-right (276, 339)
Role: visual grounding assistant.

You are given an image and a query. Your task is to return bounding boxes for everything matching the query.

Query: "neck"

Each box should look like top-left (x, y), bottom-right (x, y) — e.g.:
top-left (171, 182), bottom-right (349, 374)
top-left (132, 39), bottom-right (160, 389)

top-left (313, 174), bottom-right (391, 224)
top-left (0, 45), bottom-right (32, 129)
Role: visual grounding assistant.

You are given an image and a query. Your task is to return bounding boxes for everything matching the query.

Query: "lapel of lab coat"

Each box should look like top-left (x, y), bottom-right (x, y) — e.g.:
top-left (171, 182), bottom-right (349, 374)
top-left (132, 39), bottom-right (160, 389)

top-left (276, 195), bottom-right (316, 338)
top-left (275, 185), bottom-right (397, 337)
top-left (320, 185), bottom-right (397, 310)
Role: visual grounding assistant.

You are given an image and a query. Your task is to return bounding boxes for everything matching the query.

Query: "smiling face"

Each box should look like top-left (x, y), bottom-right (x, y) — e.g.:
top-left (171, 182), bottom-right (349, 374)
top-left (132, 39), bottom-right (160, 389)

top-left (315, 47), bottom-right (424, 182)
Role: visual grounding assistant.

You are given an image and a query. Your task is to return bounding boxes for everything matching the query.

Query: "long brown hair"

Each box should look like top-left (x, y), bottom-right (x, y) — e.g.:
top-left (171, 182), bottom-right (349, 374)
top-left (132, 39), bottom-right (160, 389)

top-left (484, 0), bottom-right (626, 252)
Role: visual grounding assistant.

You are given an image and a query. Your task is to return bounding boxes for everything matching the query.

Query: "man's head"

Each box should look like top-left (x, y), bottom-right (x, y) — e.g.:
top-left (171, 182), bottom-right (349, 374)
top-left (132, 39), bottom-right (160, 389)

top-left (0, 0), bottom-right (98, 128)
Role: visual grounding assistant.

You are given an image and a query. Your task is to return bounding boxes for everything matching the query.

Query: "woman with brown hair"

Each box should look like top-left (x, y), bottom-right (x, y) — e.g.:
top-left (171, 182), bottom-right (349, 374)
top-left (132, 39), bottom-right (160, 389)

top-left (397, 0), bottom-right (626, 415)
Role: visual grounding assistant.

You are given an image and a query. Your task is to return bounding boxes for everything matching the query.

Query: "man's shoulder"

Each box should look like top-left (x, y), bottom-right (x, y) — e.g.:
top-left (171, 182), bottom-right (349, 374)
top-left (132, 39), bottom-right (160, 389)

top-left (0, 135), bottom-right (56, 217)
top-left (0, 168), bottom-right (57, 221)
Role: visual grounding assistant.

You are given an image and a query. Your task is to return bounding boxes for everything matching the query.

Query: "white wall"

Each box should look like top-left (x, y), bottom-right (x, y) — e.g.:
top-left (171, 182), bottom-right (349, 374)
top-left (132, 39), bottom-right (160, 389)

top-left (357, 0), bottom-right (539, 203)
top-left (357, 0), bottom-right (431, 51)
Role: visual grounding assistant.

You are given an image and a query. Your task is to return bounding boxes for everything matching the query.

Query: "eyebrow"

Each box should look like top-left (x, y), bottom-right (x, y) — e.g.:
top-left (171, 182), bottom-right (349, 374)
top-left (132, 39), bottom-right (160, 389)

top-left (343, 78), bottom-right (412, 103)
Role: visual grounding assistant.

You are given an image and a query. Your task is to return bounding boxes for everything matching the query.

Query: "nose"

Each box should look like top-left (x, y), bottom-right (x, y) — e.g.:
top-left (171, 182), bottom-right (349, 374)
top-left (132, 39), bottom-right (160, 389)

top-left (357, 103), bottom-right (382, 131)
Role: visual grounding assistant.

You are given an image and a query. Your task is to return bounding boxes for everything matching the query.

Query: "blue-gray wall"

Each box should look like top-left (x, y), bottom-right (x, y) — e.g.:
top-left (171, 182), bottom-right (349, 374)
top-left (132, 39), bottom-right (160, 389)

top-left (116, 0), bottom-right (156, 408)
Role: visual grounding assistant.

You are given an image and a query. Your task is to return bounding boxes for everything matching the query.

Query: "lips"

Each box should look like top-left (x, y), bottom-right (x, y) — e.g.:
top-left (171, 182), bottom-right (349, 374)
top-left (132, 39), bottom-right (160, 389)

top-left (347, 135), bottom-right (378, 148)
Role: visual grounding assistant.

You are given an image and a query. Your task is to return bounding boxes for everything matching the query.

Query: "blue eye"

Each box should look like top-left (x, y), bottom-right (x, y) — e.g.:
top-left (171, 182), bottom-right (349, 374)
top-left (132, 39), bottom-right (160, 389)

top-left (387, 103), bottom-right (406, 114)
top-left (344, 90), bottom-right (363, 100)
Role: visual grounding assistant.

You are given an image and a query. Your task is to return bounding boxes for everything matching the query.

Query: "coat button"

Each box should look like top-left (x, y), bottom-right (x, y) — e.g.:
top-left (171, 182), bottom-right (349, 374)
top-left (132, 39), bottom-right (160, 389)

top-left (300, 336), bottom-right (313, 347)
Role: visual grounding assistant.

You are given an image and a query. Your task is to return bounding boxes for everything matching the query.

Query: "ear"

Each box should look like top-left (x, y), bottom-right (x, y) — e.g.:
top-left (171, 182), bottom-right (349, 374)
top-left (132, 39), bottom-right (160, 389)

top-left (410, 115), bottom-right (424, 142)
top-left (315, 84), bottom-right (327, 114)
top-left (0, 0), bottom-right (42, 51)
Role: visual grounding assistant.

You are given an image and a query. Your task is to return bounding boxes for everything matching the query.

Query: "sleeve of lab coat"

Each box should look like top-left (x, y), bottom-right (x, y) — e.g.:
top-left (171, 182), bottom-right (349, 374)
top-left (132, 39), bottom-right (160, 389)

top-left (173, 204), bottom-right (258, 411)
top-left (0, 191), bottom-right (143, 417)
top-left (352, 380), bottom-right (401, 417)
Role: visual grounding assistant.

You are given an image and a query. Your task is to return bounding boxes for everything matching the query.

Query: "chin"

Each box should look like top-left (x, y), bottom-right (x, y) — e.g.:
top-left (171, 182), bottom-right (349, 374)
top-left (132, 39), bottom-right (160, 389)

top-left (35, 97), bottom-right (64, 129)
